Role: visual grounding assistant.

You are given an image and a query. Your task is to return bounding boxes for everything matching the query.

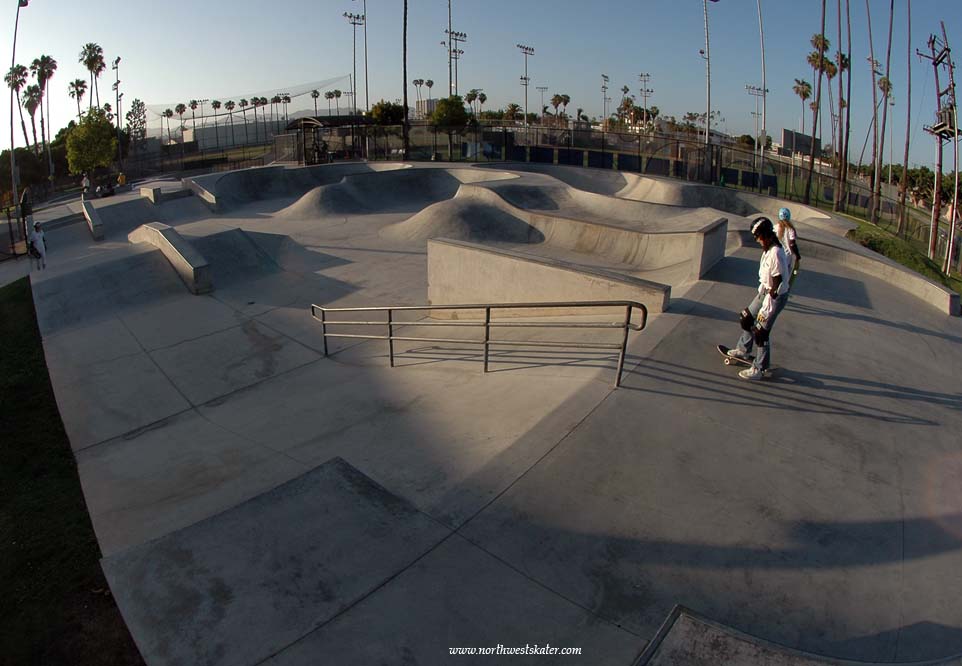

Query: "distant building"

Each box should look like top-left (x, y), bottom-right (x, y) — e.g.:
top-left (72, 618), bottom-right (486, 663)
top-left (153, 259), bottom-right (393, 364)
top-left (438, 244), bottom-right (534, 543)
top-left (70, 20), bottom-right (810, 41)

top-left (415, 98), bottom-right (438, 120)
top-left (780, 129), bottom-right (821, 157)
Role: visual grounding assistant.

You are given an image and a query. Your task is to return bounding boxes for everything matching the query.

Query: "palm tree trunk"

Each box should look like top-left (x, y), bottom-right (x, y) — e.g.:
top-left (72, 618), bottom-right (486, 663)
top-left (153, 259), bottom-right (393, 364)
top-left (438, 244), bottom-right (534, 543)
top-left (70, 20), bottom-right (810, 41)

top-left (76, 97), bottom-right (82, 123)
top-left (866, 0), bottom-right (879, 222)
top-left (402, 0), bottom-right (410, 160)
top-left (17, 92), bottom-right (30, 149)
top-left (834, 0), bottom-right (845, 211)
top-left (874, 0), bottom-right (894, 224)
top-left (45, 90), bottom-right (54, 178)
top-left (842, 0), bottom-right (854, 211)
top-left (897, 0), bottom-right (912, 234)
top-left (804, 0), bottom-right (827, 205)
top-left (29, 114), bottom-right (39, 157)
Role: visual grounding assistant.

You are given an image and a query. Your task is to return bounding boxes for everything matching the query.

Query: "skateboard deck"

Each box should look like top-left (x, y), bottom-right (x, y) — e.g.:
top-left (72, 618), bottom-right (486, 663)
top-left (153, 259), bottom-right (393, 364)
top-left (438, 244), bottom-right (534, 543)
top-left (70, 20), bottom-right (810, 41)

top-left (717, 345), bottom-right (777, 376)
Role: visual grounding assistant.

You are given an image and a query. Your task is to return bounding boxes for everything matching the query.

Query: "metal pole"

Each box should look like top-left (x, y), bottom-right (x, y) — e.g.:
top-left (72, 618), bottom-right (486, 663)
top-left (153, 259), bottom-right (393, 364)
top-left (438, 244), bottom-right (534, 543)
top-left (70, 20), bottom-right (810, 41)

top-left (757, 0), bottom-right (767, 192)
top-left (9, 1), bottom-right (26, 214)
top-left (703, 0), bottom-right (711, 147)
top-left (448, 0), bottom-right (453, 96)
top-left (387, 309), bottom-right (395, 367)
top-left (615, 305), bottom-right (631, 388)
top-left (363, 0), bottom-right (369, 112)
top-left (483, 306), bottom-right (491, 372)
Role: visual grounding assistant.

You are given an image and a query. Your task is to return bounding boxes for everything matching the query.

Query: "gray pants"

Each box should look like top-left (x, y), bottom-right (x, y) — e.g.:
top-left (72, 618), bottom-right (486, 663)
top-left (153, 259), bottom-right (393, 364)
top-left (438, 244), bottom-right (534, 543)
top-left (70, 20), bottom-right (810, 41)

top-left (736, 291), bottom-right (788, 370)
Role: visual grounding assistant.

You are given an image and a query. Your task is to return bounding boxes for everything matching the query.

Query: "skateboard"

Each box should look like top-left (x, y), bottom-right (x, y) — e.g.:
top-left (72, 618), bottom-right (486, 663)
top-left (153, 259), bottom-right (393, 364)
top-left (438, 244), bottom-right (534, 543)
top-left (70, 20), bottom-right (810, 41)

top-left (717, 345), bottom-right (777, 376)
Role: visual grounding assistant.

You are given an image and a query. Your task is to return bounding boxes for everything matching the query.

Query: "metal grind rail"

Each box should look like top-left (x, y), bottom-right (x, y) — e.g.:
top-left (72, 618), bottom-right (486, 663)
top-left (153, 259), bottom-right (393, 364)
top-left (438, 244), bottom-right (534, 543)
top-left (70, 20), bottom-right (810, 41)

top-left (310, 300), bottom-right (648, 388)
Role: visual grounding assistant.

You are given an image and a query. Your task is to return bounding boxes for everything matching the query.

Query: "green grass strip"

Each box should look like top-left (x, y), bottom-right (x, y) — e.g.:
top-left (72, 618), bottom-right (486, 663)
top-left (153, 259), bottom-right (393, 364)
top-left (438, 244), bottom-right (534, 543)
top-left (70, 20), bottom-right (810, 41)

top-left (845, 223), bottom-right (962, 295)
top-left (0, 276), bottom-right (143, 666)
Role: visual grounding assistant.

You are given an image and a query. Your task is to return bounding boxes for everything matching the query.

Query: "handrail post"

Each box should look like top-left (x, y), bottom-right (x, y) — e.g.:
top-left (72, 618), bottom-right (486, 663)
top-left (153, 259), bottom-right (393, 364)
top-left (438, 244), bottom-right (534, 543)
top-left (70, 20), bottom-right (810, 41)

top-left (387, 309), bottom-right (395, 367)
top-left (615, 304), bottom-right (631, 387)
top-left (483, 306), bottom-right (491, 373)
top-left (320, 307), bottom-right (329, 357)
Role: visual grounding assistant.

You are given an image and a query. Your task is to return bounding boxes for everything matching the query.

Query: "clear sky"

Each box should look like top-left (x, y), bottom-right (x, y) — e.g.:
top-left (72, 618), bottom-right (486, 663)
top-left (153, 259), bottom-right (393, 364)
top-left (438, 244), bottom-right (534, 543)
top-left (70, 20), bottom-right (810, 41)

top-left (2, 0), bottom-right (961, 168)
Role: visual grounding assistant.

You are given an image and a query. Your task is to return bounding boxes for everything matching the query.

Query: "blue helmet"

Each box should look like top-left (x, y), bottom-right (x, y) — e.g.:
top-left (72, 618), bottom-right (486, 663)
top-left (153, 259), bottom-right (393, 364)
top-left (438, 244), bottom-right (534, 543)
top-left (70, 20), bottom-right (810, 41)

top-left (777, 207), bottom-right (791, 222)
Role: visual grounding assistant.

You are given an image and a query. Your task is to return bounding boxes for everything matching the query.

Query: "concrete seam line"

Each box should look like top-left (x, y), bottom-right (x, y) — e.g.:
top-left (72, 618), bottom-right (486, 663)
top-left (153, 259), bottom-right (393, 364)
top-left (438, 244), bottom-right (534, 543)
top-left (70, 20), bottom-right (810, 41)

top-left (72, 406), bottom-right (196, 454)
top-left (450, 531), bottom-right (648, 640)
top-left (117, 315), bottom-right (197, 410)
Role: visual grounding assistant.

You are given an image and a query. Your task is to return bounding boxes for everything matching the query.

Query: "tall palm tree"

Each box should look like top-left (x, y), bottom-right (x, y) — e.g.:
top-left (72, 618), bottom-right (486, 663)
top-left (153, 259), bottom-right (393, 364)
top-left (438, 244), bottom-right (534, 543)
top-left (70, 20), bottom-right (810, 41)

top-left (560, 94), bottom-right (570, 119)
top-left (271, 94), bottom-right (281, 132)
top-left (804, 15), bottom-right (828, 205)
top-left (225, 100), bottom-right (236, 146)
top-left (897, 0), bottom-right (912, 233)
top-left (478, 92), bottom-right (487, 117)
top-left (311, 89), bottom-right (320, 116)
top-left (68, 78), bottom-right (87, 122)
top-left (465, 89), bottom-right (478, 115)
top-left (840, 0), bottom-right (854, 213)
top-left (413, 79), bottom-right (423, 107)
top-left (79, 43), bottom-right (104, 108)
top-left (282, 94), bottom-right (291, 122)
top-left (550, 94), bottom-right (563, 125)
top-left (505, 103), bottom-right (522, 121)
top-left (425, 79), bottom-right (434, 100)
top-left (163, 108), bottom-right (174, 144)
top-left (793, 78), bottom-right (812, 154)
top-left (5, 64), bottom-right (31, 148)
top-left (175, 103), bottom-right (187, 138)
top-left (260, 97), bottom-right (270, 138)
top-left (865, 0), bottom-right (880, 220)
top-left (23, 84), bottom-right (41, 156)
top-left (211, 100), bottom-right (222, 147)
top-left (834, 48), bottom-right (850, 210)
top-left (189, 99), bottom-right (198, 134)
top-left (402, 0), bottom-right (410, 159)
top-left (333, 90), bottom-right (342, 116)
top-left (873, 0), bottom-right (895, 225)
top-left (239, 98), bottom-right (250, 144)
top-left (325, 91), bottom-right (334, 116)
top-left (31, 54), bottom-right (57, 176)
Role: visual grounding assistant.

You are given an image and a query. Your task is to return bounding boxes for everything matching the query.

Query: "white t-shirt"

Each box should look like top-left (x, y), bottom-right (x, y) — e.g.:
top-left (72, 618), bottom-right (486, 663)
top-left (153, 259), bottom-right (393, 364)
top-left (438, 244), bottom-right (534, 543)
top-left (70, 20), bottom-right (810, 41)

top-left (758, 244), bottom-right (788, 297)
top-left (28, 228), bottom-right (46, 256)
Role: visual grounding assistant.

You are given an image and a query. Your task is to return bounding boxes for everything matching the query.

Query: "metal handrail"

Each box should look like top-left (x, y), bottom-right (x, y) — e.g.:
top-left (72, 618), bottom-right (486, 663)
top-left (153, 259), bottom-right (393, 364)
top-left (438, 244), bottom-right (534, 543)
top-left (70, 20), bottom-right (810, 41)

top-left (310, 300), bottom-right (648, 388)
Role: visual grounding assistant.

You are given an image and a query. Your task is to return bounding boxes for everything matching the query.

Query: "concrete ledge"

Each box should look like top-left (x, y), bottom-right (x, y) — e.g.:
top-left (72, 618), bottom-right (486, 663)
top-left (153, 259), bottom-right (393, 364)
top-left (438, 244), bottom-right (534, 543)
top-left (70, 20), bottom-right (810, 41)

top-left (800, 238), bottom-right (960, 317)
top-left (427, 238), bottom-right (670, 315)
top-left (635, 605), bottom-right (962, 665)
top-left (140, 186), bottom-right (193, 206)
top-left (182, 177), bottom-right (218, 211)
top-left (127, 222), bottom-right (212, 294)
top-left (80, 199), bottom-right (105, 240)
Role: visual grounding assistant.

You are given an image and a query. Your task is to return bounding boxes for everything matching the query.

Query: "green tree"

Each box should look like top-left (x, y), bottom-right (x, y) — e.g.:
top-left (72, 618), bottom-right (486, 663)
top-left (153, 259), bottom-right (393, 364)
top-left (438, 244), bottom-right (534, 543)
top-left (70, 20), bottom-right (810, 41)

top-left (370, 99), bottom-right (405, 125)
top-left (505, 103), bottom-right (522, 121)
top-left (125, 98), bottom-right (147, 156)
top-left (66, 107), bottom-right (116, 174)
top-left (431, 95), bottom-right (469, 159)
top-left (5, 64), bottom-right (31, 148)
top-left (550, 94), bottom-right (563, 125)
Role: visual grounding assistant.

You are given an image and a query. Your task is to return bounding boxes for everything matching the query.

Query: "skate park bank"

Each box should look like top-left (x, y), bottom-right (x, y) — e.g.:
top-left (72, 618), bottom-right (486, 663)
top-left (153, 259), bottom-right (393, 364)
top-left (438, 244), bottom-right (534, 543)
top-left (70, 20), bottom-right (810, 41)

top-left (12, 161), bottom-right (962, 665)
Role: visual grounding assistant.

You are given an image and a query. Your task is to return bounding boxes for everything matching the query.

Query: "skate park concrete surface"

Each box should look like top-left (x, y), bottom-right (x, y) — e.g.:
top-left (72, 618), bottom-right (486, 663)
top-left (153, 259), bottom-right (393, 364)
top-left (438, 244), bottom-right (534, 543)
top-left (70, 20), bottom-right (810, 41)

top-left (8, 161), bottom-right (962, 665)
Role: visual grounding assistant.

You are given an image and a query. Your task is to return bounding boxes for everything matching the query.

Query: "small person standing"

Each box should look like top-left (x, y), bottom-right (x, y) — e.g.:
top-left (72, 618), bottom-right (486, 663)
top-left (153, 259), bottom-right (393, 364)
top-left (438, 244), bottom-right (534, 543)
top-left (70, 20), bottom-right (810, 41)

top-left (81, 173), bottom-right (91, 198)
top-left (776, 207), bottom-right (801, 288)
top-left (727, 217), bottom-right (789, 380)
top-left (28, 220), bottom-right (46, 270)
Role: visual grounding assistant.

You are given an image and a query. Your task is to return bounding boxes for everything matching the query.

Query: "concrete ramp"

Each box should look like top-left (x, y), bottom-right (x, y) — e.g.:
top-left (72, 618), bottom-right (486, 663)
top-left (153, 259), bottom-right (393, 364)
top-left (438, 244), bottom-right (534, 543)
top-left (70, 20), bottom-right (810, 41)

top-left (101, 457), bottom-right (450, 666)
top-left (637, 606), bottom-right (962, 666)
top-left (187, 228), bottom-right (280, 286)
top-left (32, 246), bottom-right (189, 335)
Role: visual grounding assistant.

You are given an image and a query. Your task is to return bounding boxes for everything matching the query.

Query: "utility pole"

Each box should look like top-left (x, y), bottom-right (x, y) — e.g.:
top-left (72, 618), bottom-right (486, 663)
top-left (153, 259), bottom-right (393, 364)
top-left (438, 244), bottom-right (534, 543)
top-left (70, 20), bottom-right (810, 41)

top-left (447, 0), bottom-right (453, 96)
top-left (537, 86), bottom-right (548, 124)
top-left (638, 72), bottom-right (654, 131)
top-left (517, 44), bottom-right (534, 131)
top-left (746, 84), bottom-right (766, 175)
top-left (601, 74), bottom-right (609, 130)
top-left (757, 0), bottom-right (768, 193)
top-left (919, 26), bottom-right (954, 260)
top-left (445, 31), bottom-right (467, 96)
top-left (112, 57), bottom-right (122, 170)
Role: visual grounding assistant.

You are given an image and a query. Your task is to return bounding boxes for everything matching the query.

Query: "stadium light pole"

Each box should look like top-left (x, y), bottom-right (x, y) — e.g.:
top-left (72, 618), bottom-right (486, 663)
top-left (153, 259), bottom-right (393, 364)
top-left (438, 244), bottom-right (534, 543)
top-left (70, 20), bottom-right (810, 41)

top-left (517, 44), bottom-right (534, 132)
top-left (354, 0), bottom-right (369, 112)
top-left (638, 72), bottom-right (653, 132)
top-left (112, 57), bottom-right (122, 170)
top-left (9, 0), bottom-right (29, 215)
top-left (757, 0), bottom-right (767, 192)
top-left (536, 86), bottom-right (548, 124)
top-left (601, 74), bottom-right (609, 130)
top-left (445, 30), bottom-right (467, 96)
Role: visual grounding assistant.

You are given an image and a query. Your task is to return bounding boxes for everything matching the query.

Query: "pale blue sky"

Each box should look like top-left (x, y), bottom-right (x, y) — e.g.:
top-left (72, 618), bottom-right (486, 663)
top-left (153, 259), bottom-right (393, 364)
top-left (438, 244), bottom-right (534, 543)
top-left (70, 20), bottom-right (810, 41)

top-left (3, 0), bottom-right (961, 167)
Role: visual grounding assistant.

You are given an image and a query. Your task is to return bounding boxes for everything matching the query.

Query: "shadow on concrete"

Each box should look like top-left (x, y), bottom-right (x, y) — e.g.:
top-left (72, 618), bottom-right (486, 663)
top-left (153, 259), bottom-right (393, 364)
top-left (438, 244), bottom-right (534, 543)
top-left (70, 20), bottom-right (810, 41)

top-left (787, 300), bottom-right (962, 345)
top-left (618, 357), bottom-right (945, 425)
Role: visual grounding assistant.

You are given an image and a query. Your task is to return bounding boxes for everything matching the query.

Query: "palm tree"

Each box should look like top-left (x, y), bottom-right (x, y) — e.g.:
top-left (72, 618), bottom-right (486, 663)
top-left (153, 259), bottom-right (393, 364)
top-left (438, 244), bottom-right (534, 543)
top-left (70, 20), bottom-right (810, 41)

top-left (792, 79), bottom-right (811, 152)
top-left (804, 9), bottom-right (829, 205)
top-left (5, 64), bottom-right (31, 148)
top-left (282, 94), bottom-right (291, 122)
top-left (403, 0), bottom-right (410, 160)
top-left (311, 89), bottom-right (320, 116)
top-left (68, 77), bottom-right (87, 122)
top-left (550, 94), bottom-right (563, 126)
top-left (23, 84), bottom-right (41, 156)
top-left (225, 100), bottom-right (236, 146)
top-left (897, 0), bottom-right (912, 233)
top-left (425, 79), bottom-right (434, 100)
top-left (465, 89), bottom-right (478, 115)
top-left (478, 92), bottom-right (487, 117)
top-left (189, 99), bottom-right (198, 134)
top-left (413, 79), bottom-right (423, 107)
top-left (239, 98), bottom-right (250, 144)
top-left (260, 97), bottom-right (270, 137)
top-left (271, 94), bottom-right (281, 132)
top-left (79, 43), bottom-right (104, 108)
top-left (873, 0), bottom-right (895, 225)
top-left (175, 103), bottom-right (187, 138)
top-left (211, 100), bottom-right (222, 147)
top-left (834, 48), bottom-right (851, 211)
top-left (30, 55), bottom-right (57, 176)
top-left (163, 108), bottom-right (174, 144)
top-left (560, 94), bottom-right (570, 119)
top-left (505, 103), bottom-right (522, 121)
top-left (333, 89), bottom-right (342, 116)
top-left (324, 91), bottom-right (334, 116)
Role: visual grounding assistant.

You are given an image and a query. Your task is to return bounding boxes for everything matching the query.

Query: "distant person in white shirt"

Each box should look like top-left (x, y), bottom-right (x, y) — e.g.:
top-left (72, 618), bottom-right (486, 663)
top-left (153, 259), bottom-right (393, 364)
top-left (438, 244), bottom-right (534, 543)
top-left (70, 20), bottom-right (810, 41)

top-left (776, 207), bottom-right (801, 288)
top-left (28, 220), bottom-right (46, 270)
top-left (81, 173), bottom-right (91, 199)
top-left (727, 217), bottom-right (789, 380)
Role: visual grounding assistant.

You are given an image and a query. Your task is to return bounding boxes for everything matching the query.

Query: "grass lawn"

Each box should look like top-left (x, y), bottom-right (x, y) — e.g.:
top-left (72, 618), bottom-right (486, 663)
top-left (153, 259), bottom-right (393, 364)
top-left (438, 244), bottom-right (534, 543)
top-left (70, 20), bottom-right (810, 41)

top-left (0, 277), bottom-right (144, 666)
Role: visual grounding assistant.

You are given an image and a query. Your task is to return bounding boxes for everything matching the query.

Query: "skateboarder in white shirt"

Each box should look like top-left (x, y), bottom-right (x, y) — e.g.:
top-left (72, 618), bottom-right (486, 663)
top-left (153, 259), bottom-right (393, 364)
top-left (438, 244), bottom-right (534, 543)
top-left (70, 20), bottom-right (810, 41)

top-left (727, 217), bottom-right (789, 379)
top-left (776, 207), bottom-right (801, 289)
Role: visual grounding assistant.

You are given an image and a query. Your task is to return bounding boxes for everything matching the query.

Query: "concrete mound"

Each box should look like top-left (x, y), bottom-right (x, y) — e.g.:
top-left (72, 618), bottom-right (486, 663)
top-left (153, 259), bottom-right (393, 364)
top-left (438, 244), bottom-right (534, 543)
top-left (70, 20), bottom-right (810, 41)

top-left (279, 167), bottom-right (517, 218)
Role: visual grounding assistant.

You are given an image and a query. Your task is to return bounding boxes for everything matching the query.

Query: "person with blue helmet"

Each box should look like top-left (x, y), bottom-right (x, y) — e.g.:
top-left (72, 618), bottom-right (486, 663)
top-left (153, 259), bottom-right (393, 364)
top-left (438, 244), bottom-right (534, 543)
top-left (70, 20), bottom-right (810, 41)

top-left (776, 207), bottom-right (801, 287)
top-left (727, 216), bottom-right (790, 379)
